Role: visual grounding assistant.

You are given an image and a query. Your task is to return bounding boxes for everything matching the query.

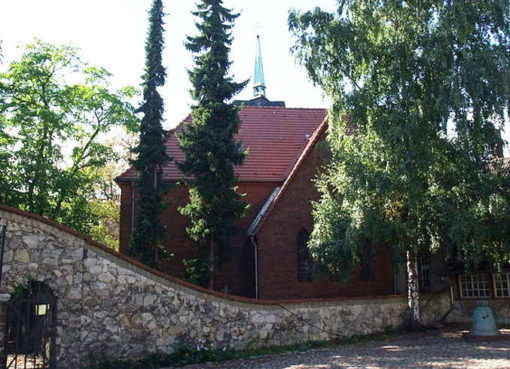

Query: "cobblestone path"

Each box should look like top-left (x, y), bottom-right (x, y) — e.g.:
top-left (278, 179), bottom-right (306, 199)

top-left (178, 329), bottom-right (510, 369)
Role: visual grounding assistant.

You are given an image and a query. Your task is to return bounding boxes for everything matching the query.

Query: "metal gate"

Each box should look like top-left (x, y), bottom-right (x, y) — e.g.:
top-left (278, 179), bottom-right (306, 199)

top-left (4, 281), bottom-right (57, 369)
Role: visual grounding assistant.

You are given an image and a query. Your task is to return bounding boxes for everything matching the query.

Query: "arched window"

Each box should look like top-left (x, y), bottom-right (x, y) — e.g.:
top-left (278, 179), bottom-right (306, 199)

top-left (297, 228), bottom-right (313, 282)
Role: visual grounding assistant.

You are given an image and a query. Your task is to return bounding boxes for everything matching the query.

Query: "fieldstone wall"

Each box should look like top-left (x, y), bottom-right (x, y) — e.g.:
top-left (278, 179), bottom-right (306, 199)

top-left (0, 206), bottom-right (448, 369)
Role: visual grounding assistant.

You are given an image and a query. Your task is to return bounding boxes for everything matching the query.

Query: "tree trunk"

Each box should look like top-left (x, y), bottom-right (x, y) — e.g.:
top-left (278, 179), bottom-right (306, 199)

top-left (407, 250), bottom-right (422, 329)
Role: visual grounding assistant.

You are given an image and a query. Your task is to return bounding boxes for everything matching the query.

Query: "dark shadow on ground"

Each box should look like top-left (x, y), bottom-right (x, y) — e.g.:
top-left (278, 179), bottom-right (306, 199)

top-left (180, 329), bottom-right (510, 369)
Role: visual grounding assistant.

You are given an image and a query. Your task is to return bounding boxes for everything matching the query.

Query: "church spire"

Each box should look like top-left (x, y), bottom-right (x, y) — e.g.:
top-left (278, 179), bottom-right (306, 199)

top-left (233, 34), bottom-right (285, 107)
top-left (253, 35), bottom-right (266, 98)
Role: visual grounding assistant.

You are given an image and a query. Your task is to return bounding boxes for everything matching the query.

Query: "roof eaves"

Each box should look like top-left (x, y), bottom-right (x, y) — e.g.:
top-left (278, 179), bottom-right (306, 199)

top-left (247, 186), bottom-right (281, 236)
top-left (238, 177), bottom-right (285, 183)
top-left (115, 176), bottom-right (135, 183)
top-left (115, 115), bottom-right (190, 183)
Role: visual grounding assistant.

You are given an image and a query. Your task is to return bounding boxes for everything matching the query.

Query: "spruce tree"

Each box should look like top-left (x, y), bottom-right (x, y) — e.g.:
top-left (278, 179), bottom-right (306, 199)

top-left (129, 0), bottom-right (171, 266)
top-left (178, 0), bottom-right (248, 287)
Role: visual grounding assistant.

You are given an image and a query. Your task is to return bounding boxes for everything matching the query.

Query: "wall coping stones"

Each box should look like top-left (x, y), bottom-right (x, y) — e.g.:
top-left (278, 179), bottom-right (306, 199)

top-left (0, 204), bottom-right (405, 308)
top-left (0, 203), bottom-right (452, 368)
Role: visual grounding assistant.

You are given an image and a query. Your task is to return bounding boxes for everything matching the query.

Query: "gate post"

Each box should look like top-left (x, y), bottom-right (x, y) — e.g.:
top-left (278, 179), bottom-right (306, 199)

top-left (0, 293), bottom-right (10, 369)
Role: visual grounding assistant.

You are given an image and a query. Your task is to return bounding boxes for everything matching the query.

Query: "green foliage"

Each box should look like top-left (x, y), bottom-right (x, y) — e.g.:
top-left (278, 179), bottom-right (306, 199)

top-left (182, 257), bottom-right (211, 287)
top-left (289, 1), bottom-right (510, 277)
top-left (0, 40), bottom-right (138, 238)
top-left (89, 135), bottom-right (138, 250)
top-left (178, 0), bottom-right (248, 266)
top-left (128, 0), bottom-right (172, 266)
top-left (88, 199), bottom-right (120, 250)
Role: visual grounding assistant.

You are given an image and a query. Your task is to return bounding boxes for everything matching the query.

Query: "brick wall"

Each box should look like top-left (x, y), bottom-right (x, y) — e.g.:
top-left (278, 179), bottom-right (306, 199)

top-left (118, 135), bottom-right (396, 300)
top-left (257, 137), bottom-right (395, 299)
top-left (118, 180), bottom-right (280, 297)
top-left (118, 181), bottom-right (133, 254)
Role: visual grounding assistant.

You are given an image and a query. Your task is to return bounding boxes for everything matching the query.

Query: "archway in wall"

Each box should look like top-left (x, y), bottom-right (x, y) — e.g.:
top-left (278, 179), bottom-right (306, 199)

top-left (4, 281), bottom-right (57, 369)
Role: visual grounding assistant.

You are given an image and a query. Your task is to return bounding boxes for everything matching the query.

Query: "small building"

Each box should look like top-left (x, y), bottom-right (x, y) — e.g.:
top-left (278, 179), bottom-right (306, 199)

top-left (116, 102), bottom-right (396, 299)
top-left (116, 36), bottom-right (396, 299)
top-left (116, 37), bottom-right (510, 306)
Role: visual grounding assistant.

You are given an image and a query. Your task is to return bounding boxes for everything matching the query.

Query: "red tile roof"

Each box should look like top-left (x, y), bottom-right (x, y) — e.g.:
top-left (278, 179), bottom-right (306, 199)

top-left (249, 118), bottom-right (328, 235)
top-left (118, 106), bottom-right (327, 182)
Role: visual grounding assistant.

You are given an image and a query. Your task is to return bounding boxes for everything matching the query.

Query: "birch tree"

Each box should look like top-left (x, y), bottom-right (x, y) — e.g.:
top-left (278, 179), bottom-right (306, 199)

top-left (290, 0), bottom-right (510, 327)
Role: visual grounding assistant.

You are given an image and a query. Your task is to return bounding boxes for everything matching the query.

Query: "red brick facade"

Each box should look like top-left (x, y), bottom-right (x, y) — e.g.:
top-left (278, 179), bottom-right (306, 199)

top-left (119, 180), bottom-right (280, 297)
top-left (118, 139), bottom-right (395, 300)
top-left (255, 135), bottom-right (395, 299)
top-left (117, 106), bottom-right (396, 300)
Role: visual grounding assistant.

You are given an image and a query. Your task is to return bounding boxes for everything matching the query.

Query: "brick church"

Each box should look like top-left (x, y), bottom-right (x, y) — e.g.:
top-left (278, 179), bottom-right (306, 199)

top-left (116, 37), bottom-right (395, 299)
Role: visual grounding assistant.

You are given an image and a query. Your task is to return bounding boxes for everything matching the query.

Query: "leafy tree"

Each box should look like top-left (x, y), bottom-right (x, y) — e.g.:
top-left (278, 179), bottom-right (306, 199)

top-left (89, 133), bottom-right (138, 250)
top-left (178, 0), bottom-right (248, 287)
top-left (0, 40), bottom-right (138, 237)
top-left (289, 1), bottom-right (510, 327)
top-left (128, 0), bottom-right (171, 266)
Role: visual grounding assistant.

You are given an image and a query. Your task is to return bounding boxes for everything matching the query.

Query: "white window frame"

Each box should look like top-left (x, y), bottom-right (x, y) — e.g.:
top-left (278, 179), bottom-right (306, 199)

top-left (493, 272), bottom-right (510, 298)
top-left (458, 273), bottom-right (492, 299)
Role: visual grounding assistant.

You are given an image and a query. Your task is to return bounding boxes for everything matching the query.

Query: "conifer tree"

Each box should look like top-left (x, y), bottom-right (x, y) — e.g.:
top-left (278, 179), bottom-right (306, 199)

top-left (178, 0), bottom-right (248, 287)
top-left (129, 0), bottom-right (171, 266)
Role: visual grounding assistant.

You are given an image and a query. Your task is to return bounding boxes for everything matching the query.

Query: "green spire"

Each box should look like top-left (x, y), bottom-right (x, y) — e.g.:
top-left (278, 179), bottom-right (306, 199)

top-left (253, 35), bottom-right (266, 98)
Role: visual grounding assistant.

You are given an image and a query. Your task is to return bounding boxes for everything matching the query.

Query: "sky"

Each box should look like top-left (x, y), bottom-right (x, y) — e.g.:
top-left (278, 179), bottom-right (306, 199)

top-left (0, 0), bottom-right (337, 129)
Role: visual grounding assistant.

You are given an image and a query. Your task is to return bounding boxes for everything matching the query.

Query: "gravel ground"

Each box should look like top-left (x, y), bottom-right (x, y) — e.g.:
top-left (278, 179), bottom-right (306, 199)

top-left (175, 329), bottom-right (510, 369)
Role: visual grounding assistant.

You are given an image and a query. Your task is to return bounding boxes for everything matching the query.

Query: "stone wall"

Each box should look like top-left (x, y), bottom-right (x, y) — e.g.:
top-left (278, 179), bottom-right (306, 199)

top-left (447, 299), bottom-right (510, 324)
top-left (0, 206), bottom-right (448, 369)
